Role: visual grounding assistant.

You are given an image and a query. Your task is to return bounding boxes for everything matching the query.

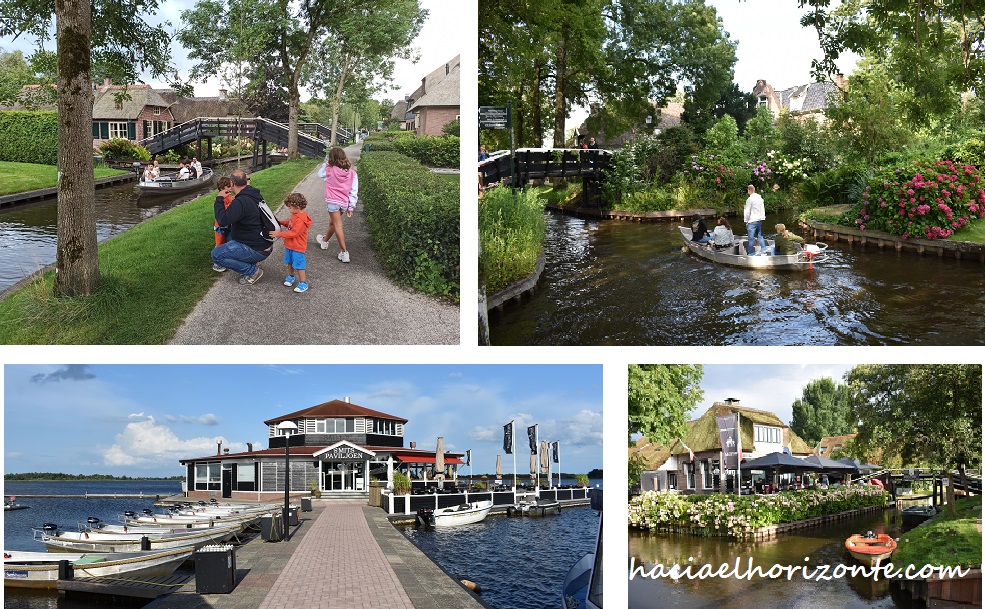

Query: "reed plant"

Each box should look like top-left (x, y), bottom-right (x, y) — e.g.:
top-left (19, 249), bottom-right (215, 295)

top-left (479, 185), bottom-right (546, 293)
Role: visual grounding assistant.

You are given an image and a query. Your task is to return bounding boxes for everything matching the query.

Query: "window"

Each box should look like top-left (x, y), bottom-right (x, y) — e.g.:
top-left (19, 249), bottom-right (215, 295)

top-left (143, 120), bottom-right (169, 138)
top-left (686, 462), bottom-right (695, 489)
top-left (237, 463), bottom-right (255, 483)
top-left (754, 425), bottom-right (781, 444)
top-left (316, 419), bottom-right (326, 433)
top-left (109, 122), bottom-right (129, 139)
top-left (195, 462), bottom-right (221, 490)
top-left (275, 422), bottom-right (297, 436)
top-left (819, 446), bottom-right (827, 454)
top-left (667, 472), bottom-right (677, 490)
top-left (153, 107), bottom-right (161, 116)
top-left (758, 95), bottom-right (768, 107)
top-left (373, 419), bottom-right (396, 435)
top-left (712, 459), bottom-right (721, 489)
top-left (702, 460), bottom-right (713, 489)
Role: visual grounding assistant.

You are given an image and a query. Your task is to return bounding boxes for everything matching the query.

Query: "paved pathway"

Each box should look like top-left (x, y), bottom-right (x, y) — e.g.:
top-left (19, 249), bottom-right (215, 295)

top-left (169, 143), bottom-right (459, 345)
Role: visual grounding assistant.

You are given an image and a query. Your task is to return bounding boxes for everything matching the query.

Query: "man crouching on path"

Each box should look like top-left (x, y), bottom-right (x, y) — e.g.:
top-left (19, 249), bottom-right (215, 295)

top-left (211, 169), bottom-right (271, 285)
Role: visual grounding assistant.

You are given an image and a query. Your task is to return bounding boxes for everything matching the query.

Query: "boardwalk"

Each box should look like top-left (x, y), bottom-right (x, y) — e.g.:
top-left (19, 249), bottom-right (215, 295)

top-left (168, 143), bottom-right (459, 345)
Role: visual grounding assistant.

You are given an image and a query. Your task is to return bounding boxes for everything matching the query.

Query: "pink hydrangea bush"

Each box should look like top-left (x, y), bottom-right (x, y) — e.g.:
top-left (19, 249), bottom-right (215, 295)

top-left (857, 160), bottom-right (985, 240)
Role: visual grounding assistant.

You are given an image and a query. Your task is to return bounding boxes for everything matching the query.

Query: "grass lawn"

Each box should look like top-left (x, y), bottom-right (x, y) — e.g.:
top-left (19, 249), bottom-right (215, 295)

top-left (953, 218), bottom-right (985, 243)
top-left (892, 495), bottom-right (982, 568)
top-left (0, 158), bottom-right (320, 344)
top-left (0, 161), bottom-right (129, 196)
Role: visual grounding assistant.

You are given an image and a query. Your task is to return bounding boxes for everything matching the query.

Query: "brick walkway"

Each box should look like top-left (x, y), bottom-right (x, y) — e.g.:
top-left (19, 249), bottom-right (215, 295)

top-left (257, 501), bottom-right (414, 609)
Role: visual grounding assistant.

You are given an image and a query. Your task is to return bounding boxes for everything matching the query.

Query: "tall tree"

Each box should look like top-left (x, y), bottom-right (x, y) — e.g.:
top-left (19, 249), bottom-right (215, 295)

top-left (304, 0), bottom-right (425, 146)
top-left (846, 364), bottom-right (982, 515)
top-left (628, 364), bottom-right (704, 444)
top-left (1, 0), bottom-right (186, 297)
top-left (789, 377), bottom-right (855, 447)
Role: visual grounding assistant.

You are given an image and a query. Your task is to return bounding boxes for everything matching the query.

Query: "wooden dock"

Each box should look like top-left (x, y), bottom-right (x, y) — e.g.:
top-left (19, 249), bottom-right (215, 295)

top-left (11, 493), bottom-right (165, 499)
top-left (57, 572), bottom-right (194, 601)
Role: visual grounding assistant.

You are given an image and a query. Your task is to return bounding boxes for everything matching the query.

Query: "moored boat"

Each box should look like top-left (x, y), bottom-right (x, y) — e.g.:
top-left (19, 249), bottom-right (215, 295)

top-left (36, 523), bottom-right (240, 553)
top-left (138, 167), bottom-right (213, 193)
top-left (900, 504), bottom-right (937, 526)
top-left (507, 499), bottom-right (561, 517)
top-left (4, 498), bottom-right (28, 511)
top-left (845, 531), bottom-right (897, 567)
top-left (562, 489), bottom-right (602, 609)
top-left (679, 226), bottom-right (828, 270)
top-left (416, 500), bottom-right (494, 530)
top-left (3, 547), bottom-right (193, 588)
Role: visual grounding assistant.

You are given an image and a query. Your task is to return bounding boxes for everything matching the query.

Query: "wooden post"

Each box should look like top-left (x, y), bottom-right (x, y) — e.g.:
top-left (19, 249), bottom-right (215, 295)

top-left (58, 560), bottom-right (73, 581)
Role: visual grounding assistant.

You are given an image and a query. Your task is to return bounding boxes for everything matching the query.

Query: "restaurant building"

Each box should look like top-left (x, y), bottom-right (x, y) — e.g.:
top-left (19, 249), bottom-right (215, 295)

top-left (179, 399), bottom-right (464, 502)
top-left (632, 398), bottom-right (813, 494)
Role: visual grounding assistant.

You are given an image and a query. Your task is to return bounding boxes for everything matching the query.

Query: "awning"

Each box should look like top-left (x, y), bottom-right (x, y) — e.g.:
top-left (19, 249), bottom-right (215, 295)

top-left (395, 455), bottom-right (465, 465)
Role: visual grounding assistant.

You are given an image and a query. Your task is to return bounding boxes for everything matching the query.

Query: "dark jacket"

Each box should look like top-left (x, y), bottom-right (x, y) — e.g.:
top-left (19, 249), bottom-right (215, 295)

top-left (215, 185), bottom-right (271, 251)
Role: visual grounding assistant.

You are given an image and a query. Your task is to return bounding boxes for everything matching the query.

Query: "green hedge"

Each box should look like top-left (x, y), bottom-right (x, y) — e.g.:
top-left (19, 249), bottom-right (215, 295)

top-left (0, 110), bottom-right (58, 165)
top-left (394, 135), bottom-right (459, 168)
top-left (359, 151), bottom-right (459, 300)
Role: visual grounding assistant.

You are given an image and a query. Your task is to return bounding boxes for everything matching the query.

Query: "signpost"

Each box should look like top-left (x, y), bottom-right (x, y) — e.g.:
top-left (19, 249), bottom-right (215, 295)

top-left (479, 102), bottom-right (516, 187)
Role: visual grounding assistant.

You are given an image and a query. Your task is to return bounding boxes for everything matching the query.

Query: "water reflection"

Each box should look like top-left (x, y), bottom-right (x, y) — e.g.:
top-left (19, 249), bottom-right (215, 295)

top-left (629, 510), bottom-right (923, 609)
top-left (0, 181), bottom-right (217, 292)
top-left (489, 212), bottom-right (985, 345)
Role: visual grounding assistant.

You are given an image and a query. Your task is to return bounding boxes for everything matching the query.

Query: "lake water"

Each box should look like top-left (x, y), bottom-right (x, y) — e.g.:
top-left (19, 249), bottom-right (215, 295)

top-left (629, 509), bottom-right (927, 609)
top-left (402, 505), bottom-right (599, 609)
top-left (488, 211), bottom-right (985, 345)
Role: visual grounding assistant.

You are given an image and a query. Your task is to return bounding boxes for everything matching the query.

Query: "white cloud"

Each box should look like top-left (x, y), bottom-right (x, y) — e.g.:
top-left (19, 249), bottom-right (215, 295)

top-left (128, 412), bottom-right (152, 422)
top-left (448, 372), bottom-right (463, 378)
top-left (102, 416), bottom-right (239, 468)
top-left (164, 415), bottom-right (177, 422)
top-left (6, 451), bottom-right (23, 459)
top-left (198, 414), bottom-right (221, 426)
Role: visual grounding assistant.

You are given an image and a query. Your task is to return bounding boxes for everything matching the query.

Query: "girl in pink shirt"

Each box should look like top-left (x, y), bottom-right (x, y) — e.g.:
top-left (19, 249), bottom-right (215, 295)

top-left (315, 147), bottom-right (358, 263)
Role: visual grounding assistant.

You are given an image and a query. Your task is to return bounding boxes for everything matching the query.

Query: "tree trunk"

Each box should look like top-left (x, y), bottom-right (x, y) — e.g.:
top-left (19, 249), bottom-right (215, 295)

top-left (287, 74), bottom-right (300, 159)
top-left (54, 0), bottom-right (99, 297)
top-left (532, 60), bottom-right (543, 147)
top-left (552, 29), bottom-right (568, 148)
top-left (945, 471), bottom-right (957, 516)
top-left (329, 54), bottom-right (355, 148)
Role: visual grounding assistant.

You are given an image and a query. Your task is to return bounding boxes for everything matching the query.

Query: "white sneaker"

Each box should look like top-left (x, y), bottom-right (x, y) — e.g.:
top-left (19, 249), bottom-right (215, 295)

top-left (339, 251), bottom-right (350, 263)
top-left (316, 234), bottom-right (330, 250)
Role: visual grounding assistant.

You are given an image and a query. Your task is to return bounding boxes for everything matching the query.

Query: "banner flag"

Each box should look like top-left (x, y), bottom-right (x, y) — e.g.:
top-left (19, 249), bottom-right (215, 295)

top-left (552, 442), bottom-right (559, 463)
top-left (716, 414), bottom-right (741, 470)
top-left (527, 424), bottom-right (538, 455)
top-left (465, 449), bottom-right (471, 466)
top-left (503, 422), bottom-right (513, 454)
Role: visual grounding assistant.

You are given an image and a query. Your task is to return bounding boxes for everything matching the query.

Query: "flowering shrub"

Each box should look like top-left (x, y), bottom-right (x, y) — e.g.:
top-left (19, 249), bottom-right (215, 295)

top-left (629, 486), bottom-right (887, 538)
top-left (681, 152), bottom-right (738, 193)
top-left (857, 160), bottom-right (985, 239)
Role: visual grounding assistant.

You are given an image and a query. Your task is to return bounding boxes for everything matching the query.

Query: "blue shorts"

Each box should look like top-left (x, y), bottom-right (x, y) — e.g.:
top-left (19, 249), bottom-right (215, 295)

top-left (283, 248), bottom-right (307, 269)
top-left (327, 203), bottom-right (343, 213)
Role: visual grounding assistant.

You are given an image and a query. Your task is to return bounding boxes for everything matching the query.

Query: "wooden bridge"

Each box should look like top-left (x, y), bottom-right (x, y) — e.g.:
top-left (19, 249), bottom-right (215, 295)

top-left (135, 117), bottom-right (352, 165)
top-left (478, 148), bottom-right (613, 190)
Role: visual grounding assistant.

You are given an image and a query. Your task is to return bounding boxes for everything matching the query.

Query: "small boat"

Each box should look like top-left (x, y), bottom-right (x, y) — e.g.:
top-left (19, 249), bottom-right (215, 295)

top-left (36, 522), bottom-right (240, 553)
top-left (507, 499), bottom-right (561, 517)
top-left (679, 226), bottom-right (828, 270)
top-left (138, 167), bottom-right (213, 193)
top-left (3, 547), bottom-right (193, 589)
top-left (4, 498), bottom-right (28, 511)
top-left (900, 504), bottom-right (937, 526)
top-left (415, 500), bottom-right (493, 530)
top-left (562, 489), bottom-right (602, 609)
top-left (845, 531), bottom-right (897, 566)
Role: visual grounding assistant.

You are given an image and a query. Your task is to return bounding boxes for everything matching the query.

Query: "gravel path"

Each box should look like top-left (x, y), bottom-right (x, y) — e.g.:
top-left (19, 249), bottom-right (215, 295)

top-left (169, 144), bottom-right (459, 345)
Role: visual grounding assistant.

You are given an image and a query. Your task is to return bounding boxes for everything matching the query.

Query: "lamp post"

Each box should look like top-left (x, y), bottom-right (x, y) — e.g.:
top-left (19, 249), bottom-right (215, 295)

top-left (277, 420), bottom-right (297, 540)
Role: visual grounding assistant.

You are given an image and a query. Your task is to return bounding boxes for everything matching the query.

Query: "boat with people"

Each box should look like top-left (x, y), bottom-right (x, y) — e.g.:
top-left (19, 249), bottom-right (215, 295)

top-left (3, 547), bottom-right (194, 588)
top-left (845, 531), bottom-right (897, 566)
top-left (679, 226), bottom-right (829, 270)
top-left (506, 499), bottom-right (561, 517)
top-left (4, 497), bottom-right (28, 511)
top-left (35, 521), bottom-right (241, 553)
top-left (900, 504), bottom-right (938, 526)
top-left (416, 500), bottom-right (494, 530)
top-left (138, 167), bottom-right (213, 193)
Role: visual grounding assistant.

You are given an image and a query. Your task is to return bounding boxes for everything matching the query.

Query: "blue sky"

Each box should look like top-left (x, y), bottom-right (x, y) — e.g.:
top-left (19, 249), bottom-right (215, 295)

top-left (3, 364), bottom-right (602, 477)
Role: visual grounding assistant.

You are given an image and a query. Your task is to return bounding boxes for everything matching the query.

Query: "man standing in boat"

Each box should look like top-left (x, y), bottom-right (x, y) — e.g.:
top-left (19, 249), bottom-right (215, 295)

top-left (211, 169), bottom-right (272, 285)
top-left (744, 184), bottom-right (766, 255)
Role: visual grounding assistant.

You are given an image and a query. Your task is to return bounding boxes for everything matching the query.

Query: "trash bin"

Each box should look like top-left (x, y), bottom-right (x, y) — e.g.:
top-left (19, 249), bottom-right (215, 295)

top-left (260, 513), bottom-right (283, 542)
top-left (301, 497), bottom-right (312, 512)
top-left (195, 544), bottom-right (236, 594)
top-left (287, 506), bottom-right (299, 526)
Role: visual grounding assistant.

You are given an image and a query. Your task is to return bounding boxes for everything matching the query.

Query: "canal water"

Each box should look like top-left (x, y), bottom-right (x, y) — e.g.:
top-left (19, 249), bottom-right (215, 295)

top-left (402, 505), bottom-right (599, 609)
top-left (488, 211), bottom-right (985, 345)
top-left (629, 509), bottom-right (927, 609)
top-left (3, 480), bottom-right (183, 609)
top-left (0, 178), bottom-right (218, 293)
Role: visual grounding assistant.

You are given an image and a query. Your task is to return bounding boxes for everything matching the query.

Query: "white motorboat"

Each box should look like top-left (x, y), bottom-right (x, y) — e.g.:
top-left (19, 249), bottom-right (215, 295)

top-left (562, 489), bottom-right (602, 609)
top-left (138, 167), bottom-right (213, 193)
top-left (416, 500), bottom-right (494, 529)
top-left (507, 499), bottom-right (561, 517)
top-left (679, 226), bottom-right (828, 270)
top-left (3, 547), bottom-right (193, 589)
top-left (37, 523), bottom-right (240, 553)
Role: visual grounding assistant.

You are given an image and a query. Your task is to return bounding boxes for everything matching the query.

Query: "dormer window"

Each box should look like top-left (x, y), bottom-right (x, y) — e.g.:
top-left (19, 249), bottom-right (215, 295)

top-left (758, 95), bottom-right (768, 107)
top-left (153, 107), bottom-right (162, 116)
top-left (820, 446), bottom-right (827, 454)
top-left (754, 425), bottom-right (781, 444)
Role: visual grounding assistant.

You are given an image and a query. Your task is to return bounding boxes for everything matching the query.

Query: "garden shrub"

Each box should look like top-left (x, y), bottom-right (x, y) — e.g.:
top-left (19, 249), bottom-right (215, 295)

top-left (98, 138), bottom-right (151, 161)
top-left (441, 118), bottom-right (460, 137)
top-left (393, 135), bottom-right (459, 168)
top-left (479, 185), bottom-right (546, 293)
top-left (858, 160), bottom-right (985, 239)
top-left (359, 151), bottom-right (459, 299)
top-left (0, 110), bottom-right (58, 165)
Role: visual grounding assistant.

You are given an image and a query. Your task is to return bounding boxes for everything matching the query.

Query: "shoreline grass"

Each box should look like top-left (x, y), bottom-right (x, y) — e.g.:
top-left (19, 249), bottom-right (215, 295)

top-left (0, 161), bottom-right (130, 196)
top-left (892, 495), bottom-right (982, 568)
top-left (480, 185), bottom-right (547, 293)
top-left (0, 158), bottom-right (320, 344)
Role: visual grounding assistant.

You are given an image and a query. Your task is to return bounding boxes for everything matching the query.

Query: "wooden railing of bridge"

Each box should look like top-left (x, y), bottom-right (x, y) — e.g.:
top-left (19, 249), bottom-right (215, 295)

top-left (478, 148), bottom-right (613, 187)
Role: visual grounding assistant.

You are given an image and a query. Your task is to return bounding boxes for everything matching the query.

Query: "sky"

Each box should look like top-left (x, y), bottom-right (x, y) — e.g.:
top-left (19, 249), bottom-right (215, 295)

top-left (3, 364), bottom-right (603, 478)
top-left (0, 0), bottom-right (463, 101)
top-left (694, 364), bottom-right (855, 429)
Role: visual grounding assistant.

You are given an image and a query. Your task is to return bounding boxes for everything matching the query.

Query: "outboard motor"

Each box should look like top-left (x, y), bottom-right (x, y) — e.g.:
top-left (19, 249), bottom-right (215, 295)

top-left (142, 508), bottom-right (154, 515)
top-left (123, 510), bottom-right (136, 519)
top-left (863, 530), bottom-right (877, 539)
top-left (42, 523), bottom-right (59, 533)
top-left (86, 517), bottom-right (101, 528)
top-left (416, 507), bottom-right (436, 531)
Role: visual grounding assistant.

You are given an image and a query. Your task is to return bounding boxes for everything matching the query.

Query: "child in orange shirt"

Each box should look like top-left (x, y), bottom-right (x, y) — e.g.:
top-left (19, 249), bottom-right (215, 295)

top-left (270, 192), bottom-right (313, 292)
top-left (212, 177), bottom-right (234, 272)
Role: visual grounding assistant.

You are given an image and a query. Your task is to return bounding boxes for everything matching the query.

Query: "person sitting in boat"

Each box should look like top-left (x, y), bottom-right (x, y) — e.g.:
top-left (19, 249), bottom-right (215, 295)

top-left (710, 217), bottom-right (733, 249)
top-left (192, 157), bottom-right (203, 178)
top-left (188, 160), bottom-right (199, 179)
top-left (690, 215), bottom-right (711, 243)
top-left (760, 223), bottom-right (805, 256)
top-left (142, 165), bottom-right (156, 182)
top-left (178, 161), bottom-right (190, 180)
top-left (151, 160), bottom-right (160, 180)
